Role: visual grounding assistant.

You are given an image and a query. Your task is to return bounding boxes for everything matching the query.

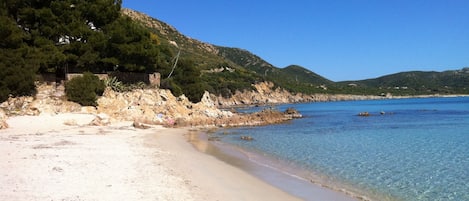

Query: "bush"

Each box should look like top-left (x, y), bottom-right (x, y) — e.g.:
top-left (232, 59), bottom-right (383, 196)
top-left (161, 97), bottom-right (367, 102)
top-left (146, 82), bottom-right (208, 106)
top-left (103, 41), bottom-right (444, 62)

top-left (161, 79), bottom-right (183, 97)
top-left (65, 72), bottom-right (105, 106)
top-left (104, 76), bottom-right (124, 92)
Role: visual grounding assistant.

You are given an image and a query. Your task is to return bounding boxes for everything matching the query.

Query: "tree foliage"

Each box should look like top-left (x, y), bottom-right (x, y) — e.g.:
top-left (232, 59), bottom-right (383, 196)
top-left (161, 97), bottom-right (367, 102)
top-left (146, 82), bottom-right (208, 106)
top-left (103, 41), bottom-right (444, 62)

top-left (0, 0), bottom-right (163, 101)
top-left (162, 59), bottom-right (205, 103)
top-left (0, 6), bottom-right (37, 102)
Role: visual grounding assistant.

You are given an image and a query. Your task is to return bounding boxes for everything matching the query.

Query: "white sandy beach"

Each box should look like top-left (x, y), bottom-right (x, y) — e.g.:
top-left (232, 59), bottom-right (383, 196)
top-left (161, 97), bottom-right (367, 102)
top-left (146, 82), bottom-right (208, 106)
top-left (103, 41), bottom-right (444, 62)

top-left (0, 113), bottom-right (359, 201)
top-left (0, 113), bottom-right (302, 201)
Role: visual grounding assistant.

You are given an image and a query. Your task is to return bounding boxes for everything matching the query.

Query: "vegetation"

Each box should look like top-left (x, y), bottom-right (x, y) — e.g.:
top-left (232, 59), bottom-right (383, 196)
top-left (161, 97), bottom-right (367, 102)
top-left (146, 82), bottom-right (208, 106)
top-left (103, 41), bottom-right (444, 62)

top-left (65, 72), bottom-right (105, 106)
top-left (339, 68), bottom-right (469, 95)
top-left (0, 0), bottom-right (160, 101)
top-left (1, 1), bottom-right (467, 104)
top-left (103, 76), bottom-right (124, 92)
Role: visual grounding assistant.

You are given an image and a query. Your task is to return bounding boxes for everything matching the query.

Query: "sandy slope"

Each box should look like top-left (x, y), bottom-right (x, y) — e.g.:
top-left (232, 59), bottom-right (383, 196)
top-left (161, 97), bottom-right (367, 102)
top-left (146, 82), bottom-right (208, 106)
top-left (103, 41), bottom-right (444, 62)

top-left (0, 114), bottom-right (300, 201)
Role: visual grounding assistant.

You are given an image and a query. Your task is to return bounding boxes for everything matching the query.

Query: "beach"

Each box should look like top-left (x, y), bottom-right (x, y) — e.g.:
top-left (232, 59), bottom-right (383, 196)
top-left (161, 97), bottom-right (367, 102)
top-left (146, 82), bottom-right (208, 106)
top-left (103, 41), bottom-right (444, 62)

top-left (0, 113), bottom-right (361, 201)
top-left (0, 113), bottom-right (306, 201)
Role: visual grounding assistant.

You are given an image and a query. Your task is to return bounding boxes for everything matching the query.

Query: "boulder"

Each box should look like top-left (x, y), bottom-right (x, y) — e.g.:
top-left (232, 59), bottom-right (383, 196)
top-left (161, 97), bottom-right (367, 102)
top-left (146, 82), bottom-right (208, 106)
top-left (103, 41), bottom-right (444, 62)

top-left (89, 113), bottom-right (111, 126)
top-left (284, 107), bottom-right (303, 118)
top-left (240, 136), bottom-right (254, 141)
top-left (133, 120), bottom-right (151, 129)
top-left (358, 112), bottom-right (370, 117)
top-left (0, 109), bottom-right (8, 129)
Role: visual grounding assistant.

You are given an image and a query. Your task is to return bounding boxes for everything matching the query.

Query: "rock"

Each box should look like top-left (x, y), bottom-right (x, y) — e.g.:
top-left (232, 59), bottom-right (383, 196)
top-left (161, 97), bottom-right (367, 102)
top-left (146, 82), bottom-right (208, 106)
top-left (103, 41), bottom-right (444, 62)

top-left (89, 113), bottom-right (111, 126)
top-left (63, 119), bottom-right (78, 126)
top-left (284, 107), bottom-right (302, 118)
top-left (358, 112), bottom-right (370, 117)
top-left (81, 106), bottom-right (97, 114)
top-left (0, 109), bottom-right (8, 129)
top-left (240, 136), bottom-right (254, 141)
top-left (133, 120), bottom-right (151, 129)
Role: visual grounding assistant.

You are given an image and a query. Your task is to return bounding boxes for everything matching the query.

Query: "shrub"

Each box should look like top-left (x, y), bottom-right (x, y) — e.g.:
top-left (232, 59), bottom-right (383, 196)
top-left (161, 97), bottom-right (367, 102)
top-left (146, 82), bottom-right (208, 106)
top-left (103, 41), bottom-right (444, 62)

top-left (161, 79), bottom-right (183, 97)
top-left (65, 72), bottom-right (105, 106)
top-left (104, 76), bottom-right (124, 92)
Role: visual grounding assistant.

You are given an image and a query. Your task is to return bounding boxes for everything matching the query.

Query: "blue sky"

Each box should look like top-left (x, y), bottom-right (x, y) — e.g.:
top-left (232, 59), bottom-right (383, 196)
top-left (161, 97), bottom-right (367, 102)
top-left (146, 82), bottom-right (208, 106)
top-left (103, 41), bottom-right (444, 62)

top-left (123, 0), bottom-right (469, 81)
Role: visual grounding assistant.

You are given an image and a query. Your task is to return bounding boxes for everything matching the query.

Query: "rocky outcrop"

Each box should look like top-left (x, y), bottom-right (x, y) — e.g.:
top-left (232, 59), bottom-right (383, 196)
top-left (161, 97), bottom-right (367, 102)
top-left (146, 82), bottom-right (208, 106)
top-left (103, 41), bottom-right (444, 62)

top-left (0, 84), bottom-right (81, 116)
top-left (212, 82), bottom-right (384, 107)
top-left (1, 82), bottom-right (306, 128)
top-left (96, 88), bottom-right (233, 126)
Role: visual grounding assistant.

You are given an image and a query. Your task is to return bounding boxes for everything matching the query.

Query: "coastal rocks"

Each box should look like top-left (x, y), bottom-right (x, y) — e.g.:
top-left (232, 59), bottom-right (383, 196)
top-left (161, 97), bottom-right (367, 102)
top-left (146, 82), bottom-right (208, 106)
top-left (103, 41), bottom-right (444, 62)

top-left (211, 107), bottom-right (302, 127)
top-left (284, 107), bottom-right (302, 118)
top-left (0, 84), bottom-right (81, 116)
top-left (358, 112), bottom-right (370, 117)
top-left (211, 81), bottom-right (385, 107)
top-left (0, 82), bottom-right (300, 128)
top-left (0, 96), bottom-right (38, 116)
top-left (358, 111), bottom-right (392, 117)
top-left (96, 87), bottom-right (233, 127)
top-left (240, 136), bottom-right (254, 141)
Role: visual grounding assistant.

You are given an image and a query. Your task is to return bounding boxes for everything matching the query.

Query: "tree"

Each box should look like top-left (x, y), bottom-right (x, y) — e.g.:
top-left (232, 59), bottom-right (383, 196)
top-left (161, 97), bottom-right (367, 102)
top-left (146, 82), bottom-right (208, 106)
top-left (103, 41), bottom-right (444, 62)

top-left (0, 8), bottom-right (37, 102)
top-left (172, 59), bottom-right (205, 102)
top-left (103, 16), bottom-right (159, 72)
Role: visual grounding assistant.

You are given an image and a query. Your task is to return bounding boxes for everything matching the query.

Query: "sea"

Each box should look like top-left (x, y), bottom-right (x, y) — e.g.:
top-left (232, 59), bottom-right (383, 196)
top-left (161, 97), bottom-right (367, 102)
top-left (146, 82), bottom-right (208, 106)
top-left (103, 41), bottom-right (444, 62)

top-left (210, 97), bottom-right (469, 201)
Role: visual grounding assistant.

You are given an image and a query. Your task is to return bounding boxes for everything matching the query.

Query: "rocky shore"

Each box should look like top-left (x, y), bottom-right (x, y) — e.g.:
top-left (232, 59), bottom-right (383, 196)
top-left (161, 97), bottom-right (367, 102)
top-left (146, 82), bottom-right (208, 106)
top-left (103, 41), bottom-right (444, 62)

top-left (2, 81), bottom-right (462, 129)
top-left (0, 82), bottom-right (305, 129)
top-left (212, 82), bottom-right (385, 106)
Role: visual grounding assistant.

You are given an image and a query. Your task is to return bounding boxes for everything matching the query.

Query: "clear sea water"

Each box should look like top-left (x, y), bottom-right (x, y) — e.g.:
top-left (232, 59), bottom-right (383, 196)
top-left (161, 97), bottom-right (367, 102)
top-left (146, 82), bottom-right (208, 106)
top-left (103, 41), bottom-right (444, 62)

top-left (213, 97), bottom-right (469, 201)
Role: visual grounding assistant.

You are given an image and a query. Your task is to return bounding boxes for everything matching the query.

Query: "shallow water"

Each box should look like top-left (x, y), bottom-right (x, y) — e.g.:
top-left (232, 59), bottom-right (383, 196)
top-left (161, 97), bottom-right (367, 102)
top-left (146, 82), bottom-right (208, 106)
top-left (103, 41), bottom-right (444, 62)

top-left (214, 97), bottom-right (469, 201)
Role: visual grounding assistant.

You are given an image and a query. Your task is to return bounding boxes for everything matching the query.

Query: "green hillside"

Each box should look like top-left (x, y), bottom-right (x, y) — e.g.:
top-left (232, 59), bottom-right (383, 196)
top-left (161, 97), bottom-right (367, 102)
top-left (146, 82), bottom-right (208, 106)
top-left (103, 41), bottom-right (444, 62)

top-left (216, 47), bottom-right (333, 93)
top-left (125, 9), bottom-right (335, 96)
top-left (339, 68), bottom-right (469, 95)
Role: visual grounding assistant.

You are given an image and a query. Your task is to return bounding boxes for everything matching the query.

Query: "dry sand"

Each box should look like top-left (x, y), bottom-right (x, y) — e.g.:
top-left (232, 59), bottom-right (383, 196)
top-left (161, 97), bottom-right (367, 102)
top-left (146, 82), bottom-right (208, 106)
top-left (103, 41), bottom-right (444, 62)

top-left (0, 113), bottom-right (359, 201)
top-left (0, 113), bottom-right (301, 201)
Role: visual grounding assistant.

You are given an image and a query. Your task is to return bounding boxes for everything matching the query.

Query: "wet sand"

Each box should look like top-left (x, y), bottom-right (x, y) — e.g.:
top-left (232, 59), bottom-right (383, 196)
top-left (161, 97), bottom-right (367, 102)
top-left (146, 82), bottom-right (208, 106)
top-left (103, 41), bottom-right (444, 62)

top-left (188, 132), bottom-right (358, 201)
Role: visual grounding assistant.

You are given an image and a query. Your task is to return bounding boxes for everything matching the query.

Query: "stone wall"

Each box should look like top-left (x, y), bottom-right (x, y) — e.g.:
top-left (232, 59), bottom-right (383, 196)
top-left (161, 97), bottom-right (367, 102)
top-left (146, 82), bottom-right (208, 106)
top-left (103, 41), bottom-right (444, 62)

top-left (66, 73), bottom-right (109, 81)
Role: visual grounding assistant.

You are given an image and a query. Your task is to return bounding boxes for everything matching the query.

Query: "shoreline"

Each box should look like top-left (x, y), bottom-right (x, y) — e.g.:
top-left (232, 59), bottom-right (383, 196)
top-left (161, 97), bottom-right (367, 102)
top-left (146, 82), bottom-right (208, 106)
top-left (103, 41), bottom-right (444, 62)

top-left (0, 113), bottom-right (303, 200)
top-left (218, 94), bottom-right (469, 109)
top-left (189, 131), bottom-right (360, 201)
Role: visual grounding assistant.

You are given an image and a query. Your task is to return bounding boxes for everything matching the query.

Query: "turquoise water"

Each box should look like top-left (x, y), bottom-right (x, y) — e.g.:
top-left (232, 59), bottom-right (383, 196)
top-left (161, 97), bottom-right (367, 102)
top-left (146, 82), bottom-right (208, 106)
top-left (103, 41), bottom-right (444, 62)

top-left (215, 97), bottom-right (469, 201)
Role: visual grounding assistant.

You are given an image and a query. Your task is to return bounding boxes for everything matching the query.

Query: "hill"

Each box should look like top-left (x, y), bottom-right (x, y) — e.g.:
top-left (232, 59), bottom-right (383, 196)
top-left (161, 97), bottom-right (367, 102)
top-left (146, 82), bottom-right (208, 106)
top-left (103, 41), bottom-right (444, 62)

top-left (123, 9), bottom-right (333, 96)
top-left (124, 8), bottom-right (468, 97)
top-left (339, 68), bottom-right (469, 95)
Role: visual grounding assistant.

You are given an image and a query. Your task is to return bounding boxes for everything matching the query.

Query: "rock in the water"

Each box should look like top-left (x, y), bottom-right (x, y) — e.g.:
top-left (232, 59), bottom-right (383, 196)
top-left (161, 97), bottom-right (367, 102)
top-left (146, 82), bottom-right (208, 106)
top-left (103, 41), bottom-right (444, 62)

top-left (240, 136), bottom-right (254, 141)
top-left (284, 107), bottom-right (302, 118)
top-left (358, 112), bottom-right (370, 117)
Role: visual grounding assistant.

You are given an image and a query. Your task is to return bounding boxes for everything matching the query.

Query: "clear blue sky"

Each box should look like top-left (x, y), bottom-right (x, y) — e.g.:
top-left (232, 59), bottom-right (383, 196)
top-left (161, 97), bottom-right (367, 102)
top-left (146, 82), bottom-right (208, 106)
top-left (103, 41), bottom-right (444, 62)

top-left (123, 0), bottom-right (469, 81)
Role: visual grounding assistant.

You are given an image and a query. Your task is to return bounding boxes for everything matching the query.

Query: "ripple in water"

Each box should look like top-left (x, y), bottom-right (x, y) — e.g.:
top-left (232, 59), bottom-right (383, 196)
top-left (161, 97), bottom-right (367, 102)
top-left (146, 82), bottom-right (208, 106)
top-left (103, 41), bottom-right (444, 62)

top-left (216, 97), bottom-right (469, 201)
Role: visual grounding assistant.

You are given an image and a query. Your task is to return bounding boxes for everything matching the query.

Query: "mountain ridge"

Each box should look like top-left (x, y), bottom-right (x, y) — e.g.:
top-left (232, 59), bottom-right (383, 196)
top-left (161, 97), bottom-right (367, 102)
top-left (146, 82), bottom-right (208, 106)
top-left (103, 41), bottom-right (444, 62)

top-left (122, 8), bottom-right (469, 96)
